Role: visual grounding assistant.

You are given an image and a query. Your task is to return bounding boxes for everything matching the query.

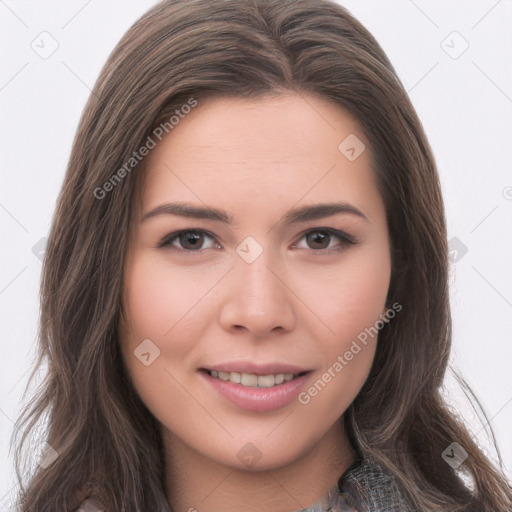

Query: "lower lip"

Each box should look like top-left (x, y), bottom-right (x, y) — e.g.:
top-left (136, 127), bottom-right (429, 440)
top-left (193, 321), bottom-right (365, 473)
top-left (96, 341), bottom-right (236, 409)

top-left (199, 371), bottom-right (311, 412)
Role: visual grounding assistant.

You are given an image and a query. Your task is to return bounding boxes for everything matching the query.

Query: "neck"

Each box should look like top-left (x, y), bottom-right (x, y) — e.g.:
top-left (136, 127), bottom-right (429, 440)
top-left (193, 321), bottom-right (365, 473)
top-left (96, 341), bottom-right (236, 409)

top-left (163, 419), bottom-right (356, 512)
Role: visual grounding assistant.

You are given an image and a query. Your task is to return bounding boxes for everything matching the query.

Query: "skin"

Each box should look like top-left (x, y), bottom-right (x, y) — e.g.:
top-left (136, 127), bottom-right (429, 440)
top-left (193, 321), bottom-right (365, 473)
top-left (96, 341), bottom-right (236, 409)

top-left (119, 92), bottom-right (392, 512)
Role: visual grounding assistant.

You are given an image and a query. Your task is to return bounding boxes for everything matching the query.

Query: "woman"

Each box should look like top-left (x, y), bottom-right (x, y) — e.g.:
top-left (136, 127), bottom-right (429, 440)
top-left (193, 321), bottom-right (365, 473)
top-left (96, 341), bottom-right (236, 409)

top-left (12, 0), bottom-right (512, 511)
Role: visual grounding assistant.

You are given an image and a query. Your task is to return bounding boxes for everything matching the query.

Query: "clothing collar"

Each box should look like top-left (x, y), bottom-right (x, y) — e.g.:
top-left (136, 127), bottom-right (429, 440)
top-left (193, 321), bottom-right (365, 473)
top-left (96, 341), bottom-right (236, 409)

top-left (298, 456), bottom-right (412, 512)
top-left (337, 456), bottom-right (412, 511)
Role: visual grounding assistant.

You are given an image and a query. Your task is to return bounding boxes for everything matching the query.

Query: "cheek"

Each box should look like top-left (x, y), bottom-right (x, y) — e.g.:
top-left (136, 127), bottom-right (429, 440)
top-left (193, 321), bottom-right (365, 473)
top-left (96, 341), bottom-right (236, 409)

top-left (121, 252), bottom-right (212, 345)
top-left (295, 251), bottom-right (390, 420)
top-left (119, 254), bottom-right (183, 375)
top-left (119, 252), bottom-right (221, 409)
top-left (301, 244), bottom-right (391, 341)
top-left (118, 255), bottom-right (201, 429)
top-left (302, 246), bottom-right (389, 359)
top-left (123, 257), bottom-right (180, 336)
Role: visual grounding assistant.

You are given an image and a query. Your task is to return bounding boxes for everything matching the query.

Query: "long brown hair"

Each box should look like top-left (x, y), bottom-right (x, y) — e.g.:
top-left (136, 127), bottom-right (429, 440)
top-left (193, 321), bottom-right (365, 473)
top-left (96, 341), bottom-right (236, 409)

top-left (12, 0), bottom-right (512, 510)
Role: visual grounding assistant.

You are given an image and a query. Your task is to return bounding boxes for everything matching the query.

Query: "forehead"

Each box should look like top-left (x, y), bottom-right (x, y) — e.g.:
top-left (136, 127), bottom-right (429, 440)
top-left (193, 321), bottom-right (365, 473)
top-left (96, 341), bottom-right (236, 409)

top-left (151, 93), bottom-right (364, 161)
top-left (138, 92), bottom-right (383, 224)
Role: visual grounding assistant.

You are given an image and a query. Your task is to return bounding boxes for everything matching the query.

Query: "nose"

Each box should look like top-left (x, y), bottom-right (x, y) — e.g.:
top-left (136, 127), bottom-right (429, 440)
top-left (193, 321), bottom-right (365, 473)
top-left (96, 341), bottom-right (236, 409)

top-left (219, 249), bottom-right (297, 338)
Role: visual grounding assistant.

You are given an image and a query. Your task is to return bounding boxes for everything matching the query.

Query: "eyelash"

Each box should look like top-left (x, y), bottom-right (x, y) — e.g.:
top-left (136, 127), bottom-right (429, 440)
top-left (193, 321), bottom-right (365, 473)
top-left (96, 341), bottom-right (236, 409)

top-left (157, 228), bottom-right (357, 255)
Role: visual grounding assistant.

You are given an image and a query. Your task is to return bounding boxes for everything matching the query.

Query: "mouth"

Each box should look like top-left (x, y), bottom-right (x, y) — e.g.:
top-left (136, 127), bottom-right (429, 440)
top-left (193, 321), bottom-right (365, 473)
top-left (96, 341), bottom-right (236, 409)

top-left (199, 368), bottom-right (311, 389)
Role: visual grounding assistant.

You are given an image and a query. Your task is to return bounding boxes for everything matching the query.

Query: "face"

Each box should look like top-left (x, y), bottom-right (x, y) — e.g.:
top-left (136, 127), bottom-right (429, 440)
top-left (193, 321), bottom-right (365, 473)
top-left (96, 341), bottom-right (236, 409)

top-left (119, 92), bottom-right (391, 472)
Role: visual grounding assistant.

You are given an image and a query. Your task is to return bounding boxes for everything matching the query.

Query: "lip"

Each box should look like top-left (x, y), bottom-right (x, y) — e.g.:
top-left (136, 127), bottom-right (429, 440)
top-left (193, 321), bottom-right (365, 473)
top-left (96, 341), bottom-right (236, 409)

top-left (201, 361), bottom-right (311, 375)
top-left (199, 370), bottom-right (312, 412)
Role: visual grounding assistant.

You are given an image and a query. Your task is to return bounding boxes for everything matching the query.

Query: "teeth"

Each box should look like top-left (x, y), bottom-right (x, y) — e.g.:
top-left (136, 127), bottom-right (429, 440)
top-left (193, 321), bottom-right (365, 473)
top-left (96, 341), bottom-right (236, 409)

top-left (257, 374), bottom-right (274, 388)
top-left (209, 370), bottom-right (300, 388)
top-left (241, 373), bottom-right (258, 387)
top-left (229, 371), bottom-right (241, 384)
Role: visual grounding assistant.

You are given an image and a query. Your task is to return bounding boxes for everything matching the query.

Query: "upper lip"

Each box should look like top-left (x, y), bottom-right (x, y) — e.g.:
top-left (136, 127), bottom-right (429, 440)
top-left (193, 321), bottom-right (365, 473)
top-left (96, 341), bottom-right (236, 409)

top-left (201, 361), bottom-right (312, 376)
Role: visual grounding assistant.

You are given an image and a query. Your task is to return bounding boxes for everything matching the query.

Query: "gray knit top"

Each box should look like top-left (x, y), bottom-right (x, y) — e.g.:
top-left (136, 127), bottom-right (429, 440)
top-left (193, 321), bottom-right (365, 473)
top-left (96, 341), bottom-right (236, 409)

top-left (334, 456), bottom-right (413, 511)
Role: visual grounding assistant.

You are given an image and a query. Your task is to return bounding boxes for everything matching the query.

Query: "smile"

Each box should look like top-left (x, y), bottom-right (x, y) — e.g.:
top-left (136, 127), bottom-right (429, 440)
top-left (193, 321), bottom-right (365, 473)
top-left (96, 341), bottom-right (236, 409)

top-left (199, 369), bottom-right (312, 412)
top-left (204, 369), bottom-right (308, 388)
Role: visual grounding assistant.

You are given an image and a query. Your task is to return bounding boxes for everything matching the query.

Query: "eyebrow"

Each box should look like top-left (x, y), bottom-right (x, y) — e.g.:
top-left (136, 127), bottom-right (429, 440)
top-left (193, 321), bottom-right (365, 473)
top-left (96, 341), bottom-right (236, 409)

top-left (140, 201), bottom-right (370, 225)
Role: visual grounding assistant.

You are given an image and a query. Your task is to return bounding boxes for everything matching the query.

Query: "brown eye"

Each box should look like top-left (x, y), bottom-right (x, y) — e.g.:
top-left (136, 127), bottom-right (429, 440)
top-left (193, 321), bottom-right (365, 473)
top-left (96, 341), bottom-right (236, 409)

top-left (158, 229), bottom-right (218, 252)
top-left (294, 228), bottom-right (356, 252)
top-left (178, 231), bottom-right (205, 250)
top-left (306, 230), bottom-right (331, 250)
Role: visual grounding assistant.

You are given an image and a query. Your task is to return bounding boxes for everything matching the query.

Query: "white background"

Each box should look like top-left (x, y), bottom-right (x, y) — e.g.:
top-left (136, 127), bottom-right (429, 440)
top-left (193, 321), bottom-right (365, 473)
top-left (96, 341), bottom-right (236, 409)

top-left (1, 0), bottom-right (511, 505)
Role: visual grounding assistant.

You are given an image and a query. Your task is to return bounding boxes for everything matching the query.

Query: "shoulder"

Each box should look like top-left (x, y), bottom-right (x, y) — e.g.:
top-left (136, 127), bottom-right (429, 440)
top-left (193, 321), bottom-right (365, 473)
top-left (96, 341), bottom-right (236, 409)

top-left (338, 457), bottom-right (414, 512)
